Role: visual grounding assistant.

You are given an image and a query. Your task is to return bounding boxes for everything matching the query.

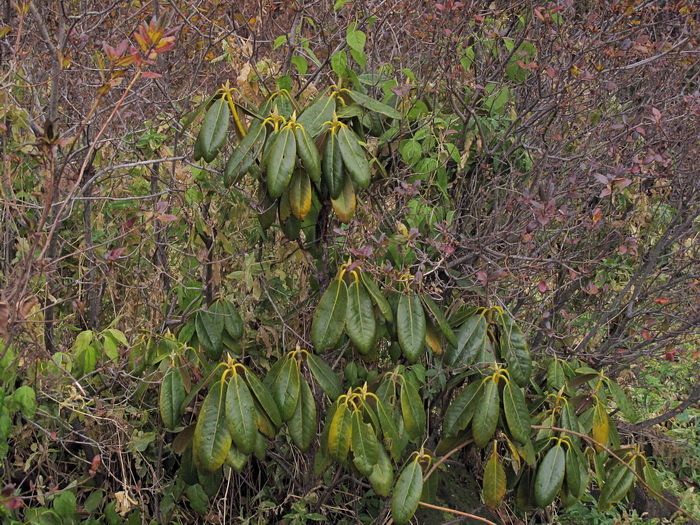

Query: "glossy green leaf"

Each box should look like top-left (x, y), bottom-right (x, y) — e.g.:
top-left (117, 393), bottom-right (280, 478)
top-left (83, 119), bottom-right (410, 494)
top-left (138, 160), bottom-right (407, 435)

top-left (193, 380), bottom-right (232, 472)
top-left (297, 95), bottom-right (336, 138)
top-left (421, 295), bottom-right (457, 348)
top-left (327, 402), bottom-right (352, 462)
top-left (498, 313), bottom-right (532, 387)
top-left (287, 378), bottom-right (316, 451)
top-left (598, 463), bottom-right (635, 511)
top-left (294, 125), bottom-right (321, 183)
top-left (472, 377), bottom-right (500, 448)
top-left (559, 401), bottom-right (580, 447)
top-left (245, 367), bottom-right (282, 428)
top-left (225, 119), bottom-right (266, 183)
top-left (400, 379), bottom-right (425, 441)
top-left (369, 445), bottom-right (394, 497)
top-left (311, 278), bottom-right (348, 351)
top-left (443, 380), bottom-right (482, 437)
top-left (391, 458), bottom-right (423, 525)
top-left (265, 126), bottom-right (297, 198)
top-left (322, 132), bottom-right (344, 199)
top-left (642, 463), bottom-right (663, 502)
top-left (347, 90), bottom-right (402, 120)
top-left (196, 309), bottom-right (224, 360)
top-left (306, 353), bottom-right (343, 401)
top-left (565, 447), bottom-right (582, 500)
top-left (534, 444), bottom-right (566, 507)
top-left (446, 314), bottom-right (486, 367)
top-left (375, 396), bottom-right (406, 461)
top-left (215, 299), bottom-right (243, 342)
top-left (225, 373), bottom-right (258, 455)
top-left (359, 272), bottom-right (392, 322)
top-left (503, 381), bottom-right (531, 445)
top-left (198, 97), bottom-right (229, 163)
top-left (225, 445), bottom-right (250, 473)
top-left (351, 410), bottom-right (379, 476)
top-left (289, 168), bottom-right (312, 220)
top-left (345, 279), bottom-right (376, 354)
top-left (272, 357), bottom-right (301, 421)
top-left (547, 359), bottom-right (566, 391)
top-left (483, 451), bottom-right (507, 508)
top-left (337, 125), bottom-right (371, 189)
top-left (397, 294), bottom-right (427, 363)
top-left (160, 366), bottom-right (185, 431)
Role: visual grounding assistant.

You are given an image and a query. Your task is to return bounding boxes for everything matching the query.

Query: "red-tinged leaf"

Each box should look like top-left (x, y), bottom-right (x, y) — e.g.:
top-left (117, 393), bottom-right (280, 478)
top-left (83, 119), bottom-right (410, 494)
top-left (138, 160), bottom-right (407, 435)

top-left (599, 187), bottom-right (612, 198)
top-left (653, 297), bottom-right (669, 305)
top-left (157, 214), bottom-right (178, 222)
top-left (538, 281), bottom-right (548, 293)
top-left (142, 71), bottom-right (162, 78)
top-left (4, 496), bottom-right (22, 510)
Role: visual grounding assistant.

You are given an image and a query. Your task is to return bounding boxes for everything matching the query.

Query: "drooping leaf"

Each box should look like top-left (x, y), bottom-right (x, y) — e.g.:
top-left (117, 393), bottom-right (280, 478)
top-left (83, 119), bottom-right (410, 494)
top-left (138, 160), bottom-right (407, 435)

top-left (245, 367), bottom-right (282, 428)
top-left (472, 377), bottom-right (500, 448)
top-left (598, 463), bottom-right (635, 511)
top-left (503, 381), bottom-right (531, 445)
top-left (225, 445), bottom-right (250, 473)
top-left (265, 126), bottom-right (297, 198)
top-left (397, 293), bottom-right (427, 363)
top-left (288, 168), bottom-right (312, 220)
top-left (421, 295), bottom-right (457, 348)
top-left (331, 173), bottom-right (356, 223)
top-left (591, 401), bottom-right (609, 452)
top-left (483, 450), bottom-right (507, 508)
top-left (345, 278), bottom-right (376, 354)
top-left (193, 380), bottom-right (232, 472)
top-left (337, 125), bottom-right (371, 189)
top-left (400, 379), bottom-right (426, 441)
top-left (547, 359), bottom-right (566, 391)
top-left (311, 278), bottom-right (348, 351)
top-left (225, 373), bottom-right (258, 455)
top-left (359, 272), bottom-right (392, 322)
top-left (445, 313), bottom-right (486, 367)
top-left (443, 380), bottom-right (482, 437)
top-left (322, 132), bottom-right (344, 199)
top-left (369, 445), bottom-right (394, 497)
top-left (498, 313), bottom-right (532, 387)
top-left (198, 97), bottom-right (229, 163)
top-left (534, 444), bottom-right (566, 507)
top-left (351, 409), bottom-right (379, 476)
top-left (375, 396), bottom-right (406, 461)
top-left (225, 119), bottom-right (266, 183)
top-left (297, 95), bottom-right (336, 138)
top-left (327, 402), bottom-right (352, 462)
top-left (642, 463), bottom-right (663, 502)
top-left (559, 401), bottom-right (580, 447)
top-left (605, 378), bottom-right (638, 423)
top-left (391, 457), bottom-right (423, 525)
top-left (160, 366), bottom-right (185, 431)
top-left (565, 446), bottom-right (582, 500)
top-left (294, 125), bottom-right (321, 183)
top-left (287, 378), bottom-right (316, 451)
top-left (306, 353), bottom-right (343, 401)
top-left (425, 319), bottom-right (442, 356)
top-left (196, 309), bottom-right (224, 360)
top-left (272, 357), bottom-right (301, 421)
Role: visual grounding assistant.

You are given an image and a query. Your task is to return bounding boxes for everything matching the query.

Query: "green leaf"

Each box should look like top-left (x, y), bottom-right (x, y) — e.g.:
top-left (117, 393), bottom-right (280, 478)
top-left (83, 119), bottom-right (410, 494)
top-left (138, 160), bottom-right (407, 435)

top-left (322, 132), bottom-right (344, 199)
top-left (443, 380), bottom-right (482, 437)
top-left (225, 119), bottom-right (266, 183)
top-left (605, 378), bottom-right (638, 423)
top-left (565, 446), bottom-right (582, 499)
top-left (642, 463), bottom-right (663, 502)
top-left (198, 97), bottom-right (229, 163)
top-left (289, 168), bottom-right (312, 220)
top-left (503, 381), bottom-right (531, 445)
top-left (534, 444), bottom-right (566, 507)
top-left (294, 125), bottom-right (321, 183)
top-left (598, 463), bottom-right (635, 511)
top-left (272, 357), bottom-right (301, 421)
top-left (559, 401), bottom-right (580, 447)
top-left (337, 125), bottom-right (371, 189)
top-left (12, 385), bottom-right (37, 418)
top-left (306, 353), bottom-right (343, 401)
top-left (225, 373), bottom-right (258, 455)
top-left (83, 490), bottom-right (104, 514)
top-left (359, 272), bottom-right (392, 322)
top-left (186, 483), bottom-right (209, 515)
top-left (345, 279), bottom-right (376, 354)
top-left (331, 172), bottom-right (356, 223)
top-left (547, 359), bottom-right (565, 391)
top-left (265, 126), bottom-right (297, 198)
top-left (400, 379), bottom-right (425, 441)
top-left (196, 309), bottom-right (224, 360)
top-left (346, 29), bottom-right (366, 53)
top-left (375, 396), bottom-right (405, 461)
top-left (311, 278), bottom-right (348, 351)
top-left (348, 90), bottom-right (401, 120)
top-left (327, 402), bottom-right (352, 461)
top-left (351, 409), bottom-right (379, 476)
top-left (160, 366), bottom-right (185, 430)
top-left (244, 367), bottom-right (282, 429)
top-left (331, 50), bottom-right (347, 77)
top-left (397, 294), bottom-right (427, 363)
top-left (446, 314), bottom-right (486, 367)
top-left (193, 380), bottom-right (232, 472)
top-left (221, 300), bottom-right (244, 341)
top-left (472, 377), bottom-right (500, 448)
top-left (298, 95), bottom-right (336, 138)
top-left (53, 490), bottom-right (76, 519)
top-left (421, 295), bottom-right (457, 348)
top-left (498, 313), bottom-right (532, 387)
top-left (72, 330), bottom-right (95, 353)
top-left (391, 458), bottom-right (423, 525)
top-left (369, 445), bottom-right (394, 497)
top-left (483, 451), bottom-right (506, 508)
top-left (287, 378), bottom-right (316, 451)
